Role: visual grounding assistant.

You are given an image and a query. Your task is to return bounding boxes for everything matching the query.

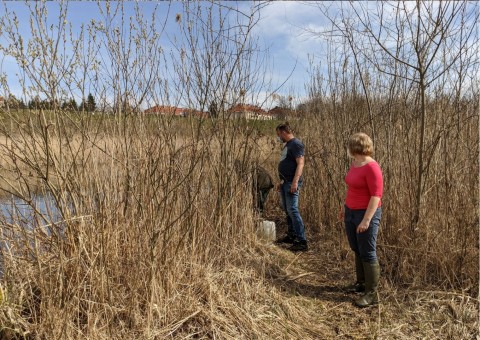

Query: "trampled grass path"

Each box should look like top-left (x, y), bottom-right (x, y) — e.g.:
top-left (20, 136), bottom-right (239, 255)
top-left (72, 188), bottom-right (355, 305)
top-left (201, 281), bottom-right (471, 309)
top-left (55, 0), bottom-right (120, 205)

top-left (260, 209), bottom-right (478, 339)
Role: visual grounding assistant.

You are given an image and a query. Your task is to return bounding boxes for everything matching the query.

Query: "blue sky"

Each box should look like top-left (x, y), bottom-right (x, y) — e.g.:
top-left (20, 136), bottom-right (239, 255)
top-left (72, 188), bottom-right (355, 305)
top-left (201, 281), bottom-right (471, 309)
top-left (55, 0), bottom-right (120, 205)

top-left (0, 1), bottom-right (477, 108)
top-left (253, 2), bottom-right (330, 102)
top-left (0, 1), bottom-right (330, 107)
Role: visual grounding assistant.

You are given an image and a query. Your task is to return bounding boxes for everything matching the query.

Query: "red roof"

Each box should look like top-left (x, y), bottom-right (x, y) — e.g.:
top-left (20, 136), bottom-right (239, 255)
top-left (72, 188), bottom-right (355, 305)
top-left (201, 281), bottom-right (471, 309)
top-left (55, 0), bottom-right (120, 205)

top-left (184, 108), bottom-right (209, 118)
top-left (144, 105), bottom-right (184, 116)
top-left (144, 105), bottom-right (209, 118)
top-left (267, 106), bottom-right (294, 117)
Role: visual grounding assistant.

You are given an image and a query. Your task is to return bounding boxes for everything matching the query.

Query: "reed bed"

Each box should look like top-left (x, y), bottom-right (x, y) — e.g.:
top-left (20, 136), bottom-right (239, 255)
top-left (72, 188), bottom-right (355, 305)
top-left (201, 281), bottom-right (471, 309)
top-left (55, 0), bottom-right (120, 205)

top-left (0, 109), bottom-right (477, 338)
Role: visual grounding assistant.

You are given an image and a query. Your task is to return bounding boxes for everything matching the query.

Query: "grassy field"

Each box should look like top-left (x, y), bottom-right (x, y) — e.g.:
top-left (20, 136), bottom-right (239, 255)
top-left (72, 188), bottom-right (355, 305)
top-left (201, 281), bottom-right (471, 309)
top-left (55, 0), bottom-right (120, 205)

top-left (0, 109), bottom-right (477, 338)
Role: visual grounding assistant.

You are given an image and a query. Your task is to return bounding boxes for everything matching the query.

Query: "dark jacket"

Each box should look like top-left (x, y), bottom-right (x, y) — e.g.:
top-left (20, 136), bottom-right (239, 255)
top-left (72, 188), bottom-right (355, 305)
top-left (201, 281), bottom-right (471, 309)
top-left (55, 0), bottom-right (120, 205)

top-left (234, 160), bottom-right (274, 191)
top-left (253, 165), bottom-right (274, 191)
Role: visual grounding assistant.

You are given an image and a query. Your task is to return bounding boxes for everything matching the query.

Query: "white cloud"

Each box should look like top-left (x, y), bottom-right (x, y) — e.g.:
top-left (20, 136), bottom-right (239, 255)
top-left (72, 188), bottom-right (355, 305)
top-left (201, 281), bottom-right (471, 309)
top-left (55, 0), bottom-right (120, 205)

top-left (250, 2), bottom-right (331, 97)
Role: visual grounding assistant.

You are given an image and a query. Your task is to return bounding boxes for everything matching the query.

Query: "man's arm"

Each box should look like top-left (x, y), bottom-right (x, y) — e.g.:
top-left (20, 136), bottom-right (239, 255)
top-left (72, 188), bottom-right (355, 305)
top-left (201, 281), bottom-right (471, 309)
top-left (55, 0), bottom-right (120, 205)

top-left (291, 156), bottom-right (304, 193)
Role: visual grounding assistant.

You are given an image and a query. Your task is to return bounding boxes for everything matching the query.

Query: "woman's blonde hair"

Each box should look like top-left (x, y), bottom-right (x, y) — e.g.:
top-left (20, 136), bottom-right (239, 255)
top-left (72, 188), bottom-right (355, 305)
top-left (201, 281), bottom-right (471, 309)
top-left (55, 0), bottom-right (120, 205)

top-left (348, 132), bottom-right (373, 156)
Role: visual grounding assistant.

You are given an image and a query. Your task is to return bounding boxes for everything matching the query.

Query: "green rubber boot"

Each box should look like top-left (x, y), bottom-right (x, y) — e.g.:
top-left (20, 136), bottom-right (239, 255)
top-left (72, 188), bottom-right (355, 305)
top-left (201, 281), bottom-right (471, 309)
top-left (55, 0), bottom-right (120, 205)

top-left (344, 254), bottom-right (365, 293)
top-left (355, 261), bottom-right (380, 308)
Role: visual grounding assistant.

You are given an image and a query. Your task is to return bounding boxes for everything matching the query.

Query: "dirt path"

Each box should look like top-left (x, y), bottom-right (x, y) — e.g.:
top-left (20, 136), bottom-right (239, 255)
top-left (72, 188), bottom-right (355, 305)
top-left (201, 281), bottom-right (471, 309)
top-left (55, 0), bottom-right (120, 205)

top-left (261, 209), bottom-right (478, 339)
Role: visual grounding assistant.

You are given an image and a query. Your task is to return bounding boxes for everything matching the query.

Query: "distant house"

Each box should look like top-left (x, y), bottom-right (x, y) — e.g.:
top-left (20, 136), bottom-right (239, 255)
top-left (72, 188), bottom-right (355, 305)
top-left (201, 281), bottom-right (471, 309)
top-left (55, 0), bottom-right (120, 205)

top-left (184, 108), bottom-right (209, 119)
top-left (227, 104), bottom-right (275, 120)
top-left (144, 105), bottom-right (186, 117)
top-left (143, 105), bottom-right (209, 118)
top-left (267, 106), bottom-right (296, 120)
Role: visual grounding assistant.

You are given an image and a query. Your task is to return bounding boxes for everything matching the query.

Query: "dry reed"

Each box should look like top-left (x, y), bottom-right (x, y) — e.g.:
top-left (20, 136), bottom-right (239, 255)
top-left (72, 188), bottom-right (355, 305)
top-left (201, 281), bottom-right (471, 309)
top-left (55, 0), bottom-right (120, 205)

top-left (0, 109), bottom-right (476, 338)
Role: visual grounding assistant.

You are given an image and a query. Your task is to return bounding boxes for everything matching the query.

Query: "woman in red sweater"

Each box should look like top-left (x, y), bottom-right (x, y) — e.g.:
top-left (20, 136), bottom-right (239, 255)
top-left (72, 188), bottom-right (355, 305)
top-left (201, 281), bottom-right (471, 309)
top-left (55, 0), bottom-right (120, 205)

top-left (342, 132), bottom-right (383, 308)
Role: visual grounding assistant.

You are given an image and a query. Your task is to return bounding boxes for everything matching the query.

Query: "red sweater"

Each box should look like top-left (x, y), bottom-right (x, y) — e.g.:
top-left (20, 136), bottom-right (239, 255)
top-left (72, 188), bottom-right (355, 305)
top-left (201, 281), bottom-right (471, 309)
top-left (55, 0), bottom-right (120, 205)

top-left (345, 161), bottom-right (383, 210)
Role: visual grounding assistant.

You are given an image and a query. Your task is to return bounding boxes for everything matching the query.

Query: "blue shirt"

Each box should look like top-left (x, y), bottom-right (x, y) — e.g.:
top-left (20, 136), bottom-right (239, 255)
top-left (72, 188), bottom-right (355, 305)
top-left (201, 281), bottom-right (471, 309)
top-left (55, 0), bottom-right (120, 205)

top-left (278, 138), bottom-right (304, 182)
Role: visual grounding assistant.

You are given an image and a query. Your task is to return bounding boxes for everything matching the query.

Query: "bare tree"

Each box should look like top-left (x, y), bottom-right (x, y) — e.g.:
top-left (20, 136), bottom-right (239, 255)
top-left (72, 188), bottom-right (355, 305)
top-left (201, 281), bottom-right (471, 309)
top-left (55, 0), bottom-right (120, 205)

top-left (308, 0), bottom-right (478, 228)
top-left (298, 0), bottom-right (478, 291)
top-left (0, 1), bottom-right (276, 337)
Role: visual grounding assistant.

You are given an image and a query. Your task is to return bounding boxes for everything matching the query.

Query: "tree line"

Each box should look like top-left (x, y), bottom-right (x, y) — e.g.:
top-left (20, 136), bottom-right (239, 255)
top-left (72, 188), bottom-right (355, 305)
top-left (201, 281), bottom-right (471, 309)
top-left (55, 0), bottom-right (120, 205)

top-left (2, 92), bottom-right (96, 112)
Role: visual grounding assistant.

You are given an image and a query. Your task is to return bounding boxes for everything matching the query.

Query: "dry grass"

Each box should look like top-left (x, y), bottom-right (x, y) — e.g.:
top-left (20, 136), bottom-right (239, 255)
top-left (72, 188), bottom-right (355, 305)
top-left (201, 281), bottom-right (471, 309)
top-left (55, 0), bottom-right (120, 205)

top-left (0, 111), bottom-right (477, 339)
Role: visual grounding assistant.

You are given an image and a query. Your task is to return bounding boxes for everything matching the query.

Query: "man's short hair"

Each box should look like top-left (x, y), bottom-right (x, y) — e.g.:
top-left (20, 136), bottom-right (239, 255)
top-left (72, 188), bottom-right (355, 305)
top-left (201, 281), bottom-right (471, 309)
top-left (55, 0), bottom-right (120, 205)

top-left (276, 121), bottom-right (293, 134)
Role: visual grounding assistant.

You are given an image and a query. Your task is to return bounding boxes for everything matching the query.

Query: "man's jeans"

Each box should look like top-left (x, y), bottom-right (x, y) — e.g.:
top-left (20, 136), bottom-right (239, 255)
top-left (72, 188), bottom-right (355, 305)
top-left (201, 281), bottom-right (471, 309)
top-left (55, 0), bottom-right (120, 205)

top-left (280, 181), bottom-right (306, 242)
top-left (344, 205), bottom-right (382, 263)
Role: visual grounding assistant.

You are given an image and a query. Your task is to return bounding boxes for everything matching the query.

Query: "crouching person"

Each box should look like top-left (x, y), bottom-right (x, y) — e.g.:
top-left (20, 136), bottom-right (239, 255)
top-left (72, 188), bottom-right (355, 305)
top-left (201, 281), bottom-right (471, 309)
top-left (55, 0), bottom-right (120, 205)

top-left (234, 160), bottom-right (274, 215)
top-left (252, 165), bottom-right (274, 214)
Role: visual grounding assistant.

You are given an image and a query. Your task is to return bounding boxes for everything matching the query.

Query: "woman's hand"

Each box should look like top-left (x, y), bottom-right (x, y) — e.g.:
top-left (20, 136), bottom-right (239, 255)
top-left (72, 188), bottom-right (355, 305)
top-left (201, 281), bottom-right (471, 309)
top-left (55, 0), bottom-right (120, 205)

top-left (356, 219), bottom-right (370, 233)
top-left (357, 196), bottom-right (380, 233)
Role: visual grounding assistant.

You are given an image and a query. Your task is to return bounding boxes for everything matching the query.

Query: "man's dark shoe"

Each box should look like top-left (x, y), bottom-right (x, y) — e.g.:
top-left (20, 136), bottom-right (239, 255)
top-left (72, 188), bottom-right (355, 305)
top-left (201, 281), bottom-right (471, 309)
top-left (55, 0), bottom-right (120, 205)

top-left (289, 240), bottom-right (308, 252)
top-left (276, 235), bottom-right (295, 244)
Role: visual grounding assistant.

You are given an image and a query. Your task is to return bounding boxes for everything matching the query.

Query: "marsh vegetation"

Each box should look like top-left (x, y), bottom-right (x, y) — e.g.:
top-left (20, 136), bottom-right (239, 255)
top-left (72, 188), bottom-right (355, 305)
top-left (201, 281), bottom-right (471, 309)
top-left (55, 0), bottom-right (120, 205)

top-left (0, 1), bottom-right (477, 338)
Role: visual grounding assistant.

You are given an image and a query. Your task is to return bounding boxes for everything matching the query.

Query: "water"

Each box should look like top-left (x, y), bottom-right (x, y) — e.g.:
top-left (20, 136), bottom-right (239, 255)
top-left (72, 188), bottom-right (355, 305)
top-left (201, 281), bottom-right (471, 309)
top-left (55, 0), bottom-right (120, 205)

top-left (0, 193), bottom-right (64, 231)
top-left (0, 194), bottom-right (65, 277)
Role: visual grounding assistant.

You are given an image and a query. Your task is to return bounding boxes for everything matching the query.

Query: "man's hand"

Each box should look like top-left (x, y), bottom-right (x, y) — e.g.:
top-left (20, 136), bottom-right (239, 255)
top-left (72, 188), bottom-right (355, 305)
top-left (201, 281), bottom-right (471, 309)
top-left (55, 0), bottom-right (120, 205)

top-left (290, 181), bottom-right (298, 193)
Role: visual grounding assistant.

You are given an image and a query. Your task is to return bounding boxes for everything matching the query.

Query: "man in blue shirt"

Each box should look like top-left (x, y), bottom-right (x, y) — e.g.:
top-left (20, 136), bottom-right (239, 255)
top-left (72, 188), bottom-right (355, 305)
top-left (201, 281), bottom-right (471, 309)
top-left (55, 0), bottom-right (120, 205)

top-left (275, 122), bottom-right (308, 251)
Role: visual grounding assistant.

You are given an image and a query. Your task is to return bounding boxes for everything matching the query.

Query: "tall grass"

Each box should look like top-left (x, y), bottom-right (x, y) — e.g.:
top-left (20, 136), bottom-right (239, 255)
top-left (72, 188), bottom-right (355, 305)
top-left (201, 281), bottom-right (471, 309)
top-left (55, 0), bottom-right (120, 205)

top-left (296, 92), bottom-right (478, 295)
top-left (0, 110), bottom-right (277, 337)
top-left (0, 1), bottom-right (476, 337)
top-left (0, 103), bottom-right (477, 337)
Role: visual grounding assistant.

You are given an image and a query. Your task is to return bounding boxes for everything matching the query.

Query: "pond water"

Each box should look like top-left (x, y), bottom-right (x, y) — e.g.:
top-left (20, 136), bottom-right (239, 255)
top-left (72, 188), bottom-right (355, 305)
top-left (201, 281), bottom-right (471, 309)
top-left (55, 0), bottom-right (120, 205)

top-left (0, 194), bottom-right (63, 230)
top-left (0, 194), bottom-right (65, 276)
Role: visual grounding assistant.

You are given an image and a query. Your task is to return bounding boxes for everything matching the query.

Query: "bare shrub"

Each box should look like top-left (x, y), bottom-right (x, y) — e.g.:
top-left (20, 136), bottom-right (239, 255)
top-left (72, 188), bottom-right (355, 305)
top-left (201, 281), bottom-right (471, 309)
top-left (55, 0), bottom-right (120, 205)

top-left (299, 0), bottom-right (479, 293)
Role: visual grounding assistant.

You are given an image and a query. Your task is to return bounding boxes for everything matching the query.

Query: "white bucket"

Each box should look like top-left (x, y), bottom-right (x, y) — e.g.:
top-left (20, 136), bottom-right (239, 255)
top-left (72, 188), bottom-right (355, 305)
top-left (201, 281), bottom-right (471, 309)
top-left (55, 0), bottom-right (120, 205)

top-left (257, 220), bottom-right (276, 242)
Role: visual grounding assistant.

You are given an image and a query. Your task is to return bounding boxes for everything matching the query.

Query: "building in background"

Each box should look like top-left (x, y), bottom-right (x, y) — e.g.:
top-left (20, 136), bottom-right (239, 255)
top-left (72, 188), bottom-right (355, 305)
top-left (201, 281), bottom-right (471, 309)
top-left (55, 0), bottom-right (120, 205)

top-left (144, 105), bottom-right (209, 118)
top-left (227, 104), bottom-right (276, 120)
